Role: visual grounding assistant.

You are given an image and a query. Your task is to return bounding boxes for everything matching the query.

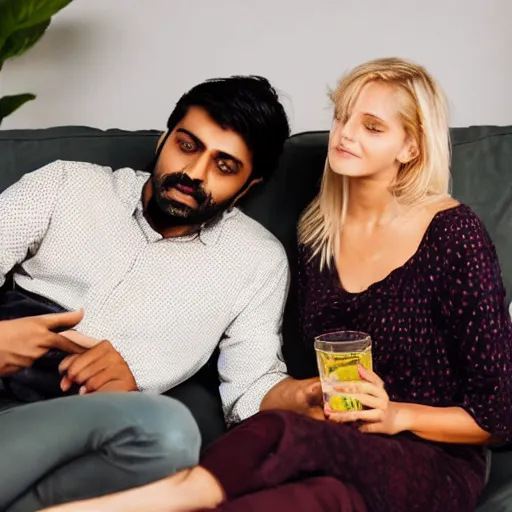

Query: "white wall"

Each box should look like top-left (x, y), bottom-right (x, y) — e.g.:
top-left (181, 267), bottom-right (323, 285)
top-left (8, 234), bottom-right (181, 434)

top-left (2, 0), bottom-right (512, 133)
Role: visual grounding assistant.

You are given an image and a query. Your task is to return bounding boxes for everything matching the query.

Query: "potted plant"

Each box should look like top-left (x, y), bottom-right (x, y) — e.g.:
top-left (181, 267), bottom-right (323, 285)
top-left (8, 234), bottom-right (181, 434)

top-left (0, 0), bottom-right (75, 126)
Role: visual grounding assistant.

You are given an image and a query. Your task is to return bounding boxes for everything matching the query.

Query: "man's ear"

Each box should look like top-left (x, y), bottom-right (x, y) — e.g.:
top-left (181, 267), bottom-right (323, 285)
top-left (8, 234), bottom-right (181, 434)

top-left (232, 178), bottom-right (263, 206)
top-left (156, 131), bottom-right (168, 153)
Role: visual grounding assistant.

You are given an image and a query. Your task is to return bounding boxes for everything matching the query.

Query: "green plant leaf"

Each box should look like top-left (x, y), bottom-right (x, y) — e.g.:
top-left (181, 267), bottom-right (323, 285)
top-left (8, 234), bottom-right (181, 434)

top-left (0, 0), bottom-right (73, 36)
top-left (0, 93), bottom-right (35, 125)
top-left (0, 18), bottom-right (50, 63)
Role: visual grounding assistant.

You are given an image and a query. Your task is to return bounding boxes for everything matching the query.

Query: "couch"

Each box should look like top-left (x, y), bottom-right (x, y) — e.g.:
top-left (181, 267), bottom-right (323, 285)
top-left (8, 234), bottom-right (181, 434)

top-left (0, 125), bottom-right (511, 511)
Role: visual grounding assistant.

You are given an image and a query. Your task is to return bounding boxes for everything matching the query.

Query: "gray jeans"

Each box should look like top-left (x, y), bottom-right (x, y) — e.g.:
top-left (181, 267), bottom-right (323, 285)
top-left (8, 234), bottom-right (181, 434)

top-left (0, 392), bottom-right (201, 511)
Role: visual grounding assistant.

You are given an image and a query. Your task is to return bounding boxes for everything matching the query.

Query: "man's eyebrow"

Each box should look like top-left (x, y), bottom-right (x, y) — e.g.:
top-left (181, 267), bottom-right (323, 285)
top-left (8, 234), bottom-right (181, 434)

top-left (176, 128), bottom-right (205, 149)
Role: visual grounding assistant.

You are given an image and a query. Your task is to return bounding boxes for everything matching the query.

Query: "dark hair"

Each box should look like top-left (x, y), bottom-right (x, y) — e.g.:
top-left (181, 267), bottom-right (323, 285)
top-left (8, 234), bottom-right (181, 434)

top-left (165, 75), bottom-right (290, 181)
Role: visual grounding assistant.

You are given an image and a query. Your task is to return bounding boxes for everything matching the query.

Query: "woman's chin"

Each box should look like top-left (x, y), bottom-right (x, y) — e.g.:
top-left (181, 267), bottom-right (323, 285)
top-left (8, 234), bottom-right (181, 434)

top-left (329, 165), bottom-right (364, 178)
top-left (328, 154), bottom-right (364, 178)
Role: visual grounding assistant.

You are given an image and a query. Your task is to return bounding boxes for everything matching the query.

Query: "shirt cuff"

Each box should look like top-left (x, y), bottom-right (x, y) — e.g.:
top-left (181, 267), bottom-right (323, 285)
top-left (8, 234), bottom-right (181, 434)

top-left (227, 370), bottom-right (289, 424)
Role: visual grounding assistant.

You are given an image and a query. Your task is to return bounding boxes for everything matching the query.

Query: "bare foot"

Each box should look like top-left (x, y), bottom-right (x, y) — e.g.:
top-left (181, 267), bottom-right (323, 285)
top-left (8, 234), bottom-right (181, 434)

top-left (39, 466), bottom-right (224, 512)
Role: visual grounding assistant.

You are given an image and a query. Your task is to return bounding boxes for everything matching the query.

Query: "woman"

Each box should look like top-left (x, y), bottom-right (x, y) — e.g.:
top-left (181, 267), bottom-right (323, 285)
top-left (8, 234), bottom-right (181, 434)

top-left (44, 58), bottom-right (512, 512)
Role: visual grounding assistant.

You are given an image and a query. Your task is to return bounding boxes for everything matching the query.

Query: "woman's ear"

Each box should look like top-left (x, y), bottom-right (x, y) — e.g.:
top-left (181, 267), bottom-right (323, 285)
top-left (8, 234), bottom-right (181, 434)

top-left (398, 138), bottom-right (419, 164)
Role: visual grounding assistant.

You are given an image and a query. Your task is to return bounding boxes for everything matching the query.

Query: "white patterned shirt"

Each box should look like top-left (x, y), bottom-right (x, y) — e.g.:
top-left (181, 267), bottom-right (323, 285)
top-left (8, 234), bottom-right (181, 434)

top-left (0, 161), bottom-right (289, 422)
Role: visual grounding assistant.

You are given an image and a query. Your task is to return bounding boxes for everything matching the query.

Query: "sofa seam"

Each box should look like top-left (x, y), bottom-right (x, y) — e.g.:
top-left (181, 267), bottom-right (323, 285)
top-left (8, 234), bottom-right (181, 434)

top-left (0, 132), bottom-right (160, 143)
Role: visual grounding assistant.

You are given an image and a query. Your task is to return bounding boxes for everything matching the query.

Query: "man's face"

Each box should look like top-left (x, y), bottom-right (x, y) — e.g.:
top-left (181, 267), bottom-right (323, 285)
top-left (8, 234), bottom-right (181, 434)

top-left (146, 106), bottom-right (254, 229)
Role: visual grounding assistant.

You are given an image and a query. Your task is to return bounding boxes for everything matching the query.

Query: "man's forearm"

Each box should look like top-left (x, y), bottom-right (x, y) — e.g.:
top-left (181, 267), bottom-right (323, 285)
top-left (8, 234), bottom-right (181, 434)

top-left (260, 377), bottom-right (298, 411)
top-left (400, 403), bottom-right (492, 444)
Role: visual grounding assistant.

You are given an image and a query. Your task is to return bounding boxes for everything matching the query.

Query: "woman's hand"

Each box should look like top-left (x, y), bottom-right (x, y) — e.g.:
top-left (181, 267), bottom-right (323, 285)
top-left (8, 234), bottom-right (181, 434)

top-left (325, 365), bottom-right (411, 435)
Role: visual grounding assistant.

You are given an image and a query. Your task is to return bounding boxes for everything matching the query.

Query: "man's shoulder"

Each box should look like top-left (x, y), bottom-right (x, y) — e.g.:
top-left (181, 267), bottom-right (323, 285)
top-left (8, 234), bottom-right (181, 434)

top-left (23, 160), bottom-right (111, 187)
top-left (44, 160), bottom-right (139, 182)
top-left (47, 159), bottom-right (111, 173)
top-left (223, 209), bottom-right (287, 261)
top-left (50, 160), bottom-right (145, 193)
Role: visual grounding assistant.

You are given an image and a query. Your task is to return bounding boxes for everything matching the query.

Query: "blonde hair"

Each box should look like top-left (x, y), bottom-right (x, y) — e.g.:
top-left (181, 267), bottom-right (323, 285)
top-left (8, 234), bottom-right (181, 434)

top-left (298, 57), bottom-right (451, 269)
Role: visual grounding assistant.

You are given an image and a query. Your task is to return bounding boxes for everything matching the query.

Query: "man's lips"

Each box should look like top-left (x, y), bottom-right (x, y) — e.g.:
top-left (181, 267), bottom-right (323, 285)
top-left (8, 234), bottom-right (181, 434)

top-left (163, 185), bottom-right (200, 207)
top-left (174, 184), bottom-right (196, 195)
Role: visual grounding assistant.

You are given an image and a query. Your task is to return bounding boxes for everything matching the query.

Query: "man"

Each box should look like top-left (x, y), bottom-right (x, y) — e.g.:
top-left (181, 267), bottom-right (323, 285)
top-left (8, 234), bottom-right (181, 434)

top-left (0, 76), bottom-right (322, 510)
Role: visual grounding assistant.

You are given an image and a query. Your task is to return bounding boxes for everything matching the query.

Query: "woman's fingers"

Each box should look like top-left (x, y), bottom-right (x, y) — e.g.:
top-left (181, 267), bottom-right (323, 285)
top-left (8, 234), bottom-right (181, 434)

top-left (335, 381), bottom-right (387, 400)
top-left (336, 392), bottom-right (385, 410)
top-left (357, 365), bottom-right (384, 387)
top-left (326, 406), bottom-right (384, 424)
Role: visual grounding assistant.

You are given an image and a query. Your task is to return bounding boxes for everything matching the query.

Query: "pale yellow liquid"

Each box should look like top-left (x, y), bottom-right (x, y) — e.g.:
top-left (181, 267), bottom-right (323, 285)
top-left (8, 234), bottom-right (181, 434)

top-left (316, 347), bottom-right (373, 411)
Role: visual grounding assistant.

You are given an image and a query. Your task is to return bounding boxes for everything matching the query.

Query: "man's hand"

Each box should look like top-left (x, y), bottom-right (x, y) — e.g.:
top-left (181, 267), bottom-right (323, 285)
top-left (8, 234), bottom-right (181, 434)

top-left (58, 339), bottom-right (137, 394)
top-left (0, 310), bottom-right (86, 376)
top-left (59, 329), bottom-right (101, 349)
top-left (261, 376), bottom-right (325, 420)
top-left (296, 377), bottom-right (325, 420)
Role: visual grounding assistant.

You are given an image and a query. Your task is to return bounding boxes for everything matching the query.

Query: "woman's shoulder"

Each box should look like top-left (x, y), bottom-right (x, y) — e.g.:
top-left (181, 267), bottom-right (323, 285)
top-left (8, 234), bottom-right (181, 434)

top-left (425, 200), bottom-right (503, 293)
top-left (426, 199), bottom-right (492, 251)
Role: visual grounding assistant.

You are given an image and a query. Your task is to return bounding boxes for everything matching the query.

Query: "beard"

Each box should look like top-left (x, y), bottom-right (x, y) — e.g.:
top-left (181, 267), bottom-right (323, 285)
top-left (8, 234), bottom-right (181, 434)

top-left (145, 171), bottom-right (232, 231)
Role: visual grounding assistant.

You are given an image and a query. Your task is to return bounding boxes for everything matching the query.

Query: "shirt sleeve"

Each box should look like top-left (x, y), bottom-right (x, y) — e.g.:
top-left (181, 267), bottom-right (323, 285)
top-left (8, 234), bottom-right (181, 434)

top-left (441, 211), bottom-right (512, 441)
top-left (218, 241), bottom-right (290, 424)
top-left (0, 161), bottom-right (67, 287)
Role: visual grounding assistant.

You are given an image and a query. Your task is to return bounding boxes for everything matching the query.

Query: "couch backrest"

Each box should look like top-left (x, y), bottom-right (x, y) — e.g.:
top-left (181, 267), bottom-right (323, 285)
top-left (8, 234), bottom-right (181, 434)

top-left (1, 125), bottom-right (511, 300)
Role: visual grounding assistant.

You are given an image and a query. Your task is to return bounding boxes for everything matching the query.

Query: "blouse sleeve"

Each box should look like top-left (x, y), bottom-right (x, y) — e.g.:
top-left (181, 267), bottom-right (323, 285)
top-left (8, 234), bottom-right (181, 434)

top-left (441, 209), bottom-right (512, 441)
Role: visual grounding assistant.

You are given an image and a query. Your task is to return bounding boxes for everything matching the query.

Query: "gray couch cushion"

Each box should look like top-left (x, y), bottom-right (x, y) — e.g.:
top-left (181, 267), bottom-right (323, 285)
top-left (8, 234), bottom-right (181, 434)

top-left (478, 449), bottom-right (512, 511)
top-left (0, 126), bottom-right (160, 194)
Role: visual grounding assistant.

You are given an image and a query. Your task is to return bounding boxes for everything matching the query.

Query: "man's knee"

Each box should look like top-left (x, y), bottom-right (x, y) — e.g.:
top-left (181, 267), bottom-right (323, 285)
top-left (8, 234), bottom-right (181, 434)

top-left (138, 394), bottom-right (202, 468)
top-left (83, 392), bottom-right (202, 469)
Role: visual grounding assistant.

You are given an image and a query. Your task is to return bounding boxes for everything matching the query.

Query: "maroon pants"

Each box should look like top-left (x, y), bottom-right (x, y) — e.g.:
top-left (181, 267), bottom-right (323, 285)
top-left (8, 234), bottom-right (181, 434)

top-left (200, 410), bottom-right (486, 512)
top-left (211, 476), bottom-right (366, 512)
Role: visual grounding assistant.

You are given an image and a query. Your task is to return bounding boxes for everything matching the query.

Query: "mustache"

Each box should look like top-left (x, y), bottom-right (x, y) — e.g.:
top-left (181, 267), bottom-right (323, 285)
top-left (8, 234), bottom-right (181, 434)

top-left (159, 172), bottom-right (209, 205)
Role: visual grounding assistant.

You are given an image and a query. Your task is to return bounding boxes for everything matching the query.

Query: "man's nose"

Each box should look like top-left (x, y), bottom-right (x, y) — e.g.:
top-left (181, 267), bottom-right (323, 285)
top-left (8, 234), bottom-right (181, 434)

top-left (184, 154), bottom-right (209, 182)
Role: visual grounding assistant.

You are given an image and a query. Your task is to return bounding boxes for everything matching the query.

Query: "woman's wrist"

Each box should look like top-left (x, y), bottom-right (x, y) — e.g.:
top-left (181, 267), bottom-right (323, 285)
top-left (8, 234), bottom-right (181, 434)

top-left (392, 402), bottom-right (416, 433)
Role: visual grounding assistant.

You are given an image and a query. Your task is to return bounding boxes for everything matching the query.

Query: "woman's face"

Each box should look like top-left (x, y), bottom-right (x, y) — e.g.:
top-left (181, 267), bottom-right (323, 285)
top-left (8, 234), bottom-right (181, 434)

top-left (328, 81), bottom-right (416, 181)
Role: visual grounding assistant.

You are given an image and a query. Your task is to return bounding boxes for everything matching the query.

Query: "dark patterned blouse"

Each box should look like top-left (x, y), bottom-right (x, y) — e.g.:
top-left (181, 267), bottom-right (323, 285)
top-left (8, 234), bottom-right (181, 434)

top-left (297, 204), bottom-right (512, 491)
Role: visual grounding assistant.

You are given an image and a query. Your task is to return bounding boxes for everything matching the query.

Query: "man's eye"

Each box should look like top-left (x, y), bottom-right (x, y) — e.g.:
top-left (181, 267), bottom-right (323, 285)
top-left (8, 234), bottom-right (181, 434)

top-left (179, 140), bottom-right (195, 152)
top-left (217, 159), bottom-right (236, 175)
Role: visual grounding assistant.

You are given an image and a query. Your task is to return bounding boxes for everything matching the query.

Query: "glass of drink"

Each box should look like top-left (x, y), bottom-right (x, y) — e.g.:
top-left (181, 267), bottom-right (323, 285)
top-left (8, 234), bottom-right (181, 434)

top-left (314, 330), bottom-right (372, 412)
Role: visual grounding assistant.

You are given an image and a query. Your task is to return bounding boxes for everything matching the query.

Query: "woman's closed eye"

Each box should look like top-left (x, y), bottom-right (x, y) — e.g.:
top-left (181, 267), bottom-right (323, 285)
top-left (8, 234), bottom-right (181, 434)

top-left (364, 123), bottom-right (383, 133)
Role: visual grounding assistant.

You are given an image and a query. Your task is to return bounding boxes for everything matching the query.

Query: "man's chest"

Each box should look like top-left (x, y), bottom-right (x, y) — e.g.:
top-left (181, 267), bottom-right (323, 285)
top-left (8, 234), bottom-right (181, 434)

top-left (26, 203), bottom-right (244, 336)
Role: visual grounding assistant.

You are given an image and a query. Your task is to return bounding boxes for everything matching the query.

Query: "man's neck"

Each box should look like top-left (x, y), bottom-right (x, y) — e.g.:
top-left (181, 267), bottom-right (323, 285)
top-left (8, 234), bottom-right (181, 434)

top-left (159, 225), bottom-right (196, 238)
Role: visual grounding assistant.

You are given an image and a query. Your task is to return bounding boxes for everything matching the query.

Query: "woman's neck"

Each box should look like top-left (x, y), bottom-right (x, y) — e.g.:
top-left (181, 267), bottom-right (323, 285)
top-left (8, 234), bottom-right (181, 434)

top-left (346, 176), bottom-right (402, 228)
